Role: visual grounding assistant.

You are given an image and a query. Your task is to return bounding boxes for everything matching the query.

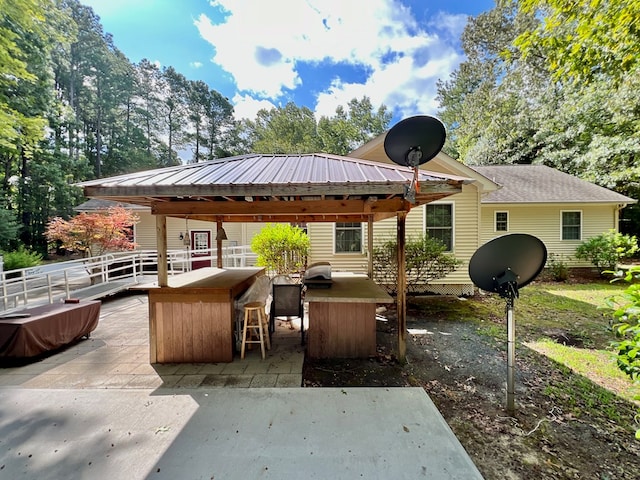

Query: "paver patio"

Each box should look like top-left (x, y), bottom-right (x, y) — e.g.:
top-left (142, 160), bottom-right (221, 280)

top-left (0, 291), bottom-right (305, 389)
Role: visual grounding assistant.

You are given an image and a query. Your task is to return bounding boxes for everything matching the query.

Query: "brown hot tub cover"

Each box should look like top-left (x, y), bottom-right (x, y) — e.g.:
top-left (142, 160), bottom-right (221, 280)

top-left (0, 300), bottom-right (101, 359)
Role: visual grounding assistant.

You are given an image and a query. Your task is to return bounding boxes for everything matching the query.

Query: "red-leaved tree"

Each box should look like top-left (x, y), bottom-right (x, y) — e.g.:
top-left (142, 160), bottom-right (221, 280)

top-left (45, 206), bottom-right (139, 258)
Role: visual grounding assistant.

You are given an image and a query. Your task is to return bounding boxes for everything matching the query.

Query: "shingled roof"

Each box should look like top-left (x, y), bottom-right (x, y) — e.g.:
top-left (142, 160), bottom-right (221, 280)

top-left (74, 198), bottom-right (148, 211)
top-left (470, 165), bottom-right (636, 204)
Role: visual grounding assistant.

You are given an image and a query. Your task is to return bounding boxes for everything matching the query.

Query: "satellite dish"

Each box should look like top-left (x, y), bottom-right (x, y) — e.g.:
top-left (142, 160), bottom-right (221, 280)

top-left (384, 115), bottom-right (446, 168)
top-left (468, 233), bottom-right (547, 414)
top-left (468, 234), bottom-right (547, 297)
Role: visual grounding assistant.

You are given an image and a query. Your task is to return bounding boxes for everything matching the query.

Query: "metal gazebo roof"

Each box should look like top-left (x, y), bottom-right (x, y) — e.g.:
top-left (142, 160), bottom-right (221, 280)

top-left (79, 153), bottom-right (471, 222)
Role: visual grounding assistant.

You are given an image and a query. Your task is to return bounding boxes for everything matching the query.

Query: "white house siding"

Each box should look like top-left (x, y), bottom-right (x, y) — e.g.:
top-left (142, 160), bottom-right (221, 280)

top-left (304, 207), bottom-right (430, 273)
top-left (372, 208), bottom-right (424, 243)
top-left (303, 185), bottom-right (479, 295)
top-left (240, 222), bottom-right (268, 246)
top-left (370, 183), bottom-right (480, 296)
top-left (479, 203), bottom-right (621, 267)
top-left (133, 212), bottom-right (249, 251)
top-left (133, 212), bottom-right (196, 251)
top-left (423, 183), bottom-right (479, 295)
top-left (349, 147), bottom-right (489, 294)
top-left (306, 222), bottom-right (369, 272)
top-left (133, 212), bottom-right (160, 249)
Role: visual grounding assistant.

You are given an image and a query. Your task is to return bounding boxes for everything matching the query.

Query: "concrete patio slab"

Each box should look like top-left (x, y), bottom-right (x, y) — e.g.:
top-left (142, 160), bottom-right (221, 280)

top-left (0, 292), bottom-right (483, 478)
top-left (0, 387), bottom-right (483, 480)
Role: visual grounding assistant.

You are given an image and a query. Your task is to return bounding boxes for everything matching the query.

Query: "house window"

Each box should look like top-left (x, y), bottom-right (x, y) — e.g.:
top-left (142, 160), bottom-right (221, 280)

top-left (192, 231), bottom-right (210, 251)
top-left (124, 224), bottom-right (135, 242)
top-left (561, 211), bottom-right (581, 240)
top-left (495, 211), bottom-right (508, 232)
top-left (291, 222), bottom-right (308, 235)
top-left (426, 203), bottom-right (453, 251)
top-left (334, 222), bottom-right (362, 253)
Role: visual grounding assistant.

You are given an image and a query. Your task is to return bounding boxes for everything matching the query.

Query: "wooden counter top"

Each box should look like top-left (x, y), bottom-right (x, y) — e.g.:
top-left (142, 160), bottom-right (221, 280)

top-left (145, 267), bottom-right (264, 290)
top-left (305, 275), bottom-right (393, 304)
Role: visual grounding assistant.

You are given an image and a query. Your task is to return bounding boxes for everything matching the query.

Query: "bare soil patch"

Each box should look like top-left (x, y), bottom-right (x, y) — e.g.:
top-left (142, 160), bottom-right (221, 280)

top-left (302, 296), bottom-right (640, 479)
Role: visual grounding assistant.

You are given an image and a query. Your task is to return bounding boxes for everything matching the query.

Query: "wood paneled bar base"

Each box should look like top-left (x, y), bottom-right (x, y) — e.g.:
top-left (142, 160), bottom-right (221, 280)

top-left (148, 267), bottom-right (264, 363)
top-left (305, 275), bottom-right (394, 359)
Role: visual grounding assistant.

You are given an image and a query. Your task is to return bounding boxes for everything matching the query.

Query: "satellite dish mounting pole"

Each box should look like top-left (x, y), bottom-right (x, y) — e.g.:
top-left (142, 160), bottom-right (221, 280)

top-left (494, 268), bottom-right (519, 415)
top-left (506, 294), bottom-right (516, 414)
top-left (396, 211), bottom-right (407, 363)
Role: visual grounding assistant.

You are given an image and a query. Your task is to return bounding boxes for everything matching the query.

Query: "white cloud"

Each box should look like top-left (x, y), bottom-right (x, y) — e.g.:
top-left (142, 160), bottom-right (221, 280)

top-left (195, 0), bottom-right (468, 121)
top-left (190, 61), bottom-right (203, 68)
top-left (232, 93), bottom-right (276, 120)
top-left (429, 12), bottom-right (469, 43)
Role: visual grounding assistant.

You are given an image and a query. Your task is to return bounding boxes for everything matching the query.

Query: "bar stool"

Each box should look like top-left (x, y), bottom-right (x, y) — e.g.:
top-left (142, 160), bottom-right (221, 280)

top-left (241, 301), bottom-right (271, 359)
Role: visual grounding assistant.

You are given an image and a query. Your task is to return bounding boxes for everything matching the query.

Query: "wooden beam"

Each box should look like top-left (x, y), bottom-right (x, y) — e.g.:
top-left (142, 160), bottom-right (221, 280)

top-left (367, 215), bottom-right (373, 278)
top-left (151, 198), bottom-right (408, 216)
top-left (180, 212), bottom-right (400, 223)
top-left (88, 187), bottom-right (460, 213)
top-left (84, 181), bottom-right (463, 201)
top-left (85, 183), bottom-right (402, 198)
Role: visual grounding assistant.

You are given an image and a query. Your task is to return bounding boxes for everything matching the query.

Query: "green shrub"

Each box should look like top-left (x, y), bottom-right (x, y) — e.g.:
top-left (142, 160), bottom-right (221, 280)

top-left (575, 230), bottom-right (638, 271)
top-left (372, 235), bottom-right (461, 294)
top-left (605, 265), bottom-right (640, 439)
top-left (607, 266), bottom-right (640, 379)
top-left (251, 223), bottom-right (310, 275)
top-left (546, 253), bottom-right (570, 281)
top-left (2, 246), bottom-right (43, 271)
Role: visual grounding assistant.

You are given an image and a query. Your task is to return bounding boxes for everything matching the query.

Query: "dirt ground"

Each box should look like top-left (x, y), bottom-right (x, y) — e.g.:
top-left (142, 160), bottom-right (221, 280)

top-left (302, 298), bottom-right (640, 480)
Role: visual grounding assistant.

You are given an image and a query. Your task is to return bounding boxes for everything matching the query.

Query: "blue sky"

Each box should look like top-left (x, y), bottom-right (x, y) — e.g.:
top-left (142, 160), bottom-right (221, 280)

top-left (81, 0), bottom-right (495, 125)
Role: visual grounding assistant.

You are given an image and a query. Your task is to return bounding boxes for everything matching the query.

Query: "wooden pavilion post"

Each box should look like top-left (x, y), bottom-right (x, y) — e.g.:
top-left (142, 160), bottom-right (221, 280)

top-left (367, 215), bottom-right (374, 278)
top-left (397, 211), bottom-right (407, 363)
top-left (156, 214), bottom-right (168, 287)
top-left (216, 219), bottom-right (224, 268)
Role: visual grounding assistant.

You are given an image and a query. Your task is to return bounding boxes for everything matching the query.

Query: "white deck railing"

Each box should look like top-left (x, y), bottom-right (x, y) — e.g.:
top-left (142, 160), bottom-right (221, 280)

top-left (0, 246), bottom-right (257, 312)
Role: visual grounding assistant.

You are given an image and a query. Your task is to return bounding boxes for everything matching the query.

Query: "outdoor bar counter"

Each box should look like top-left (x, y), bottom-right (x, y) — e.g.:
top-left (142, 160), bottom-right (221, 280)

top-left (148, 267), bottom-right (264, 363)
top-left (305, 274), bottom-right (393, 359)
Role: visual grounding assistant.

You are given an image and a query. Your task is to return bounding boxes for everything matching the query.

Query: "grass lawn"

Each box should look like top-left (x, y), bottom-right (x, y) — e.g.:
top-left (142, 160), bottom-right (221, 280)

top-left (525, 338), bottom-right (639, 405)
top-left (414, 279), bottom-right (639, 405)
top-left (504, 281), bottom-right (638, 403)
top-left (509, 281), bottom-right (622, 348)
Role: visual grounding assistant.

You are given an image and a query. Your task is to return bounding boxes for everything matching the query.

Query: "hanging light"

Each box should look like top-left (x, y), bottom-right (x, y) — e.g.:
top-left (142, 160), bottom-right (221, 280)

top-left (183, 217), bottom-right (191, 246)
top-left (216, 227), bottom-right (228, 241)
